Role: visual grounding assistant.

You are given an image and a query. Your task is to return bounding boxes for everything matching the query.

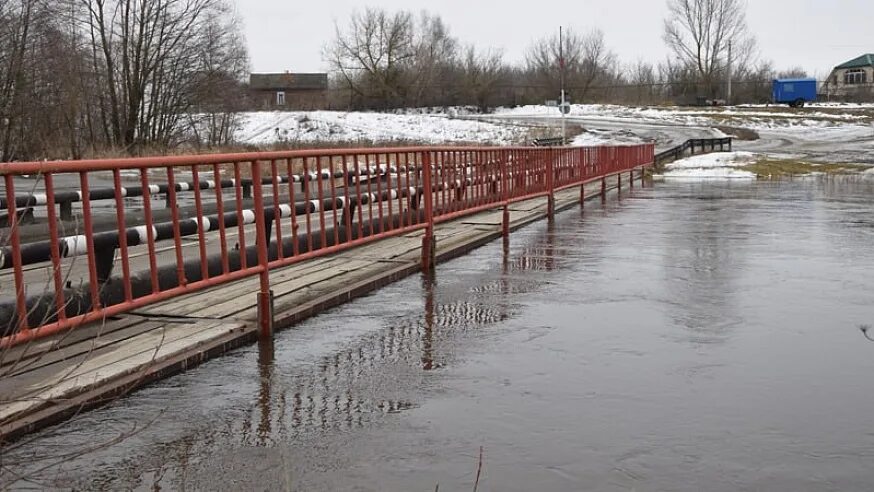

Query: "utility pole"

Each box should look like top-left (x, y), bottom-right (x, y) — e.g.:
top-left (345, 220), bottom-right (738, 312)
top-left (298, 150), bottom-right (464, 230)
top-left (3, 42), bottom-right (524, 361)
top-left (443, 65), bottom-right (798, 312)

top-left (726, 41), bottom-right (733, 105)
top-left (560, 26), bottom-right (567, 145)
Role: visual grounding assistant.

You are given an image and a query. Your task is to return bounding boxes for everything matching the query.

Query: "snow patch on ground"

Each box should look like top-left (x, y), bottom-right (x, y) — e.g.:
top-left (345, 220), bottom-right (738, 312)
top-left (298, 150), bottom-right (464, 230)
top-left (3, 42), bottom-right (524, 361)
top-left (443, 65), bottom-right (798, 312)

top-left (662, 151), bottom-right (757, 179)
top-left (570, 129), bottom-right (647, 146)
top-left (236, 111), bottom-right (526, 146)
top-left (489, 103), bottom-right (871, 130)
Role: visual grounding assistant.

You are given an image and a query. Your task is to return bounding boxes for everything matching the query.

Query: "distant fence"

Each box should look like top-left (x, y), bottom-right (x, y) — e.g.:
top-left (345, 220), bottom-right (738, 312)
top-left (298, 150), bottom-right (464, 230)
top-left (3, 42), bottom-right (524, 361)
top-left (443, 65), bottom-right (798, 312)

top-left (532, 137), bottom-right (566, 147)
top-left (654, 137), bottom-right (733, 168)
top-left (0, 143), bottom-right (654, 347)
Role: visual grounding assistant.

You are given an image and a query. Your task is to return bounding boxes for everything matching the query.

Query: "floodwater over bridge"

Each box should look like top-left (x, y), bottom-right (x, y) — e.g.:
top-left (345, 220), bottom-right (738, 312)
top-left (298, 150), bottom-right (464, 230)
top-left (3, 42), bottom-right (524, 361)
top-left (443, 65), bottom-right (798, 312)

top-left (5, 176), bottom-right (874, 491)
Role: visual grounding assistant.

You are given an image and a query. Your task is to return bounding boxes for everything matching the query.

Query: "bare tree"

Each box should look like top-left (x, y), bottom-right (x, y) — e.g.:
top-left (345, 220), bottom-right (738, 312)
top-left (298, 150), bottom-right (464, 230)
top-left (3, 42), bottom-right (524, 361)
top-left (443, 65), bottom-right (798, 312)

top-left (627, 60), bottom-right (659, 105)
top-left (777, 66), bottom-right (808, 79)
top-left (461, 45), bottom-right (506, 112)
top-left (408, 12), bottom-right (456, 107)
top-left (77, 0), bottom-right (232, 153)
top-left (0, 0), bottom-right (37, 161)
top-left (186, 2), bottom-right (249, 147)
top-left (663, 0), bottom-right (756, 97)
top-left (524, 28), bottom-right (616, 103)
top-left (325, 8), bottom-right (416, 109)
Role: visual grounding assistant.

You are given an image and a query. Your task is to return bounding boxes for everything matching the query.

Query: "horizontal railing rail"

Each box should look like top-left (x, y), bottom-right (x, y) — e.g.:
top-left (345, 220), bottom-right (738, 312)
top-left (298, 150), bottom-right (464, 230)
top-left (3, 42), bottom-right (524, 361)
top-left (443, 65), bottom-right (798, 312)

top-left (0, 143), bottom-right (655, 347)
top-left (654, 137), bottom-right (733, 167)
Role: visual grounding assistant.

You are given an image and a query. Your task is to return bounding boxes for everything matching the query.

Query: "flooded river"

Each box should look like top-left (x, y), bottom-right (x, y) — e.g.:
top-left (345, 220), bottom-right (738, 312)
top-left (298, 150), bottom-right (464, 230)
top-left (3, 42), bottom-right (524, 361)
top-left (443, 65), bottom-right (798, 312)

top-left (5, 177), bottom-right (874, 491)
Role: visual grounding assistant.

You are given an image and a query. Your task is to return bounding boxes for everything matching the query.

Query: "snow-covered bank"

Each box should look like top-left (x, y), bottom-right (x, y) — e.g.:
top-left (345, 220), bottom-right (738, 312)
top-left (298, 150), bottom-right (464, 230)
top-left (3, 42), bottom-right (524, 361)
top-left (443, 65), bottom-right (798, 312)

top-left (489, 103), bottom-right (872, 128)
top-left (235, 111), bottom-right (526, 146)
top-left (661, 152), bottom-right (757, 179)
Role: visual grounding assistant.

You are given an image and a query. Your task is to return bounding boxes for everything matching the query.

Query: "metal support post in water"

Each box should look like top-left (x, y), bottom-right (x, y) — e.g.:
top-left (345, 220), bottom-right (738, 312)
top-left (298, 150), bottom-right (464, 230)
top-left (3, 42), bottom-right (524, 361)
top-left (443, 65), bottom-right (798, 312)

top-left (502, 204), bottom-right (510, 239)
top-left (252, 160), bottom-right (274, 340)
top-left (421, 152), bottom-right (435, 273)
top-left (502, 150), bottom-right (511, 242)
top-left (547, 152), bottom-right (555, 221)
top-left (601, 177), bottom-right (607, 203)
top-left (257, 290), bottom-right (275, 338)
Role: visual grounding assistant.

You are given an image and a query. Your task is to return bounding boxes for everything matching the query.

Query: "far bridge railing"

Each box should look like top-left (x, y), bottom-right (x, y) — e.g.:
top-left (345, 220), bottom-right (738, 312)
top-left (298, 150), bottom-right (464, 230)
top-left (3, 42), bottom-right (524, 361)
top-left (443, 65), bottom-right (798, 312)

top-left (654, 137), bottom-right (733, 169)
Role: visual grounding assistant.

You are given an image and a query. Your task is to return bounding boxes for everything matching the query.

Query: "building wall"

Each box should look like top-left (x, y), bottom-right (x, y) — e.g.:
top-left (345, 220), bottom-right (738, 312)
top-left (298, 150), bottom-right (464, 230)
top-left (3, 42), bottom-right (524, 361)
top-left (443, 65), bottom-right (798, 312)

top-left (822, 67), bottom-right (874, 101)
top-left (251, 89), bottom-right (328, 110)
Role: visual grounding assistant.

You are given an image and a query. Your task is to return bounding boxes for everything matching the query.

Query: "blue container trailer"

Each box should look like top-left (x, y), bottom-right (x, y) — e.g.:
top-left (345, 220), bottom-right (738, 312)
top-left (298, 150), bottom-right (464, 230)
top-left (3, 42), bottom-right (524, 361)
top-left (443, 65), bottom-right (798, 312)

top-left (772, 78), bottom-right (818, 108)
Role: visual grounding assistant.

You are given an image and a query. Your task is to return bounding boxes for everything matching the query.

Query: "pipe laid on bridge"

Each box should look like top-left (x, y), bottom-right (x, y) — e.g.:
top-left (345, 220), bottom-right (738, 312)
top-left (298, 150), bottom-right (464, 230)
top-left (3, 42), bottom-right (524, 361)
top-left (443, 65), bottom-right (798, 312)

top-left (0, 184), bottom-right (422, 271)
top-left (0, 169), bottom-right (525, 271)
top-left (0, 165), bottom-right (413, 211)
top-left (0, 207), bottom-right (428, 336)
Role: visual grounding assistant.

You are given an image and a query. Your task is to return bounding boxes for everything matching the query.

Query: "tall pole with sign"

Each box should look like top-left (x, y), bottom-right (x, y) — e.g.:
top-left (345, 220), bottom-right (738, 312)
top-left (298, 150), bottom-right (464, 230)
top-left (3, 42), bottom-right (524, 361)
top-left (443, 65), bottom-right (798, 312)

top-left (560, 26), bottom-right (567, 145)
top-left (726, 40), bottom-right (733, 105)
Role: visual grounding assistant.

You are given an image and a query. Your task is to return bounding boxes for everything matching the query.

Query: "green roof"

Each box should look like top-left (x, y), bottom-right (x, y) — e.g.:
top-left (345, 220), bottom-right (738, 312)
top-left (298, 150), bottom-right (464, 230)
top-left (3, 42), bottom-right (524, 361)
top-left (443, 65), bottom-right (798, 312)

top-left (836, 54), bottom-right (874, 69)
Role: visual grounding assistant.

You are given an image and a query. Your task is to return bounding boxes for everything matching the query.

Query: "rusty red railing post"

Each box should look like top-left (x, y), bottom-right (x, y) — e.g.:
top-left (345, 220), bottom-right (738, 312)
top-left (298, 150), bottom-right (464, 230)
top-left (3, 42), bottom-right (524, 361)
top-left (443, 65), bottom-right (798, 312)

top-left (4, 174), bottom-right (29, 334)
top-left (547, 148), bottom-right (555, 221)
top-left (251, 159), bottom-right (274, 339)
top-left (502, 149), bottom-right (510, 240)
top-left (579, 148), bottom-right (586, 208)
top-left (601, 177), bottom-right (607, 204)
top-left (421, 151), bottom-right (435, 273)
top-left (617, 156), bottom-right (622, 193)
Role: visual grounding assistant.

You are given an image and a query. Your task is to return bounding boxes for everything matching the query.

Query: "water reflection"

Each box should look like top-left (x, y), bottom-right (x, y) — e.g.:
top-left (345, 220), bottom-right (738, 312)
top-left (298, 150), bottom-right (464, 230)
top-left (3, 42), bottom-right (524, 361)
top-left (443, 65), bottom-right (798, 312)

top-left (18, 216), bottom-right (586, 489)
top-left (17, 178), bottom-right (874, 491)
top-left (660, 183), bottom-right (751, 344)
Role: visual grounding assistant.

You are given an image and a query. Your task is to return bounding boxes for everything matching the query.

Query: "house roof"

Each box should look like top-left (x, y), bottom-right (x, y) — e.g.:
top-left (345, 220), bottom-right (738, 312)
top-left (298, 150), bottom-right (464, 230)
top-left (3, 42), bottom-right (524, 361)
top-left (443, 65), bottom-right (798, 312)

top-left (249, 73), bottom-right (328, 91)
top-left (835, 54), bottom-right (874, 70)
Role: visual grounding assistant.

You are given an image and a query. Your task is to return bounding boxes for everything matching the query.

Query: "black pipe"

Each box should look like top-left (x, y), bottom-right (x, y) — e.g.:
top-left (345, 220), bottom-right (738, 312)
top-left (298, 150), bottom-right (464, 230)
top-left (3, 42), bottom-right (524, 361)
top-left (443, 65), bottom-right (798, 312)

top-left (0, 165), bottom-right (414, 210)
top-left (0, 181), bottom-right (422, 271)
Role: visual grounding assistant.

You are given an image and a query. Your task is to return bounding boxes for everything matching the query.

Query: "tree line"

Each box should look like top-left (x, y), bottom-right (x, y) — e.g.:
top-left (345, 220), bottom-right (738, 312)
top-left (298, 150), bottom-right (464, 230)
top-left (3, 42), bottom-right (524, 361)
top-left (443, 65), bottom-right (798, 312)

top-left (325, 1), bottom-right (807, 111)
top-left (1, 0), bottom-right (811, 161)
top-left (0, 0), bottom-right (247, 162)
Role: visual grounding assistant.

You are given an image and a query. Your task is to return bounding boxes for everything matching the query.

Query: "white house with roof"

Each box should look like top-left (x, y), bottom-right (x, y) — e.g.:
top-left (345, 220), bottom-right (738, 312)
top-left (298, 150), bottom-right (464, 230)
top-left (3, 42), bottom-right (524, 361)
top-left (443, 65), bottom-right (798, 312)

top-left (821, 54), bottom-right (874, 100)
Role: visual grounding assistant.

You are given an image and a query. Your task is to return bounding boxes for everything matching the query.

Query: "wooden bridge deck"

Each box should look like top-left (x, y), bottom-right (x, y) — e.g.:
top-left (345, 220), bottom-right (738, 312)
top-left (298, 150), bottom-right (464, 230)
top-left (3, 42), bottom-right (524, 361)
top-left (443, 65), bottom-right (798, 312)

top-left (0, 174), bottom-right (629, 441)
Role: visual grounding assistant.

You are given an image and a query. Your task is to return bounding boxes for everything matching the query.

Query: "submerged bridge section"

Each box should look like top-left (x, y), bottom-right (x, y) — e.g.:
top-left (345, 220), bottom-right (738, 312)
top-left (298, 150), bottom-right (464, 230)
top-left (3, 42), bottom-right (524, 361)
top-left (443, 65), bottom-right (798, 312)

top-left (0, 142), bottom-right (665, 440)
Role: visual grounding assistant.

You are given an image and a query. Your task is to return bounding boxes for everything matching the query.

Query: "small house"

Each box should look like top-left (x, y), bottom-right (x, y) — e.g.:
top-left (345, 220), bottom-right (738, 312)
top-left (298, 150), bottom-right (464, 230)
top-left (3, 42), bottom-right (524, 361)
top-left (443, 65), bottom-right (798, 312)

top-left (821, 54), bottom-right (874, 101)
top-left (249, 72), bottom-right (328, 110)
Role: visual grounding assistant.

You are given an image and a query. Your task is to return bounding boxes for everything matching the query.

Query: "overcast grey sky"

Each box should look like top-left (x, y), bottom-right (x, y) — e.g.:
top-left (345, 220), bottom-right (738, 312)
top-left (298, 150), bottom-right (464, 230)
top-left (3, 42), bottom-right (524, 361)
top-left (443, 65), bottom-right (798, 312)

top-left (235, 0), bottom-right (873, 79)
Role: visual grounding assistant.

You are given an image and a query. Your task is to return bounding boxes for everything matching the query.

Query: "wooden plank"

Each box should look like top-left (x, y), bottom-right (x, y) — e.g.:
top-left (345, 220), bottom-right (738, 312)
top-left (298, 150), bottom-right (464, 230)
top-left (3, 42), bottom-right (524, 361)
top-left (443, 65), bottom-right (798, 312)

top-left (2, 320), bottom-right (167, 379)
top-left (0, 316), bottom-right (146, 371)
top-left (156, 256), bottom-right (363, 316)
top-left (228, 258), bottom-right (416, 323)
top-left (210, 261), bottom-right (377, 317)
top-left (0, 319), bottom-right (215, 403)
top-left (0, 319), bottom-right (243, 423)
top-left (190, 258), bottom-right (384, 320)
top-left (135, 256), bottom-right (340, 315)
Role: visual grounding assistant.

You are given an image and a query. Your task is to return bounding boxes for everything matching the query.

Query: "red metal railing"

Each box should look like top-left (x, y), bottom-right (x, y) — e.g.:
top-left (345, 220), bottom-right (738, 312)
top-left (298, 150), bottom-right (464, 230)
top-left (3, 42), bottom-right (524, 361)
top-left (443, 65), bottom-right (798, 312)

top-left (0, 143), bottom-right (654, 347)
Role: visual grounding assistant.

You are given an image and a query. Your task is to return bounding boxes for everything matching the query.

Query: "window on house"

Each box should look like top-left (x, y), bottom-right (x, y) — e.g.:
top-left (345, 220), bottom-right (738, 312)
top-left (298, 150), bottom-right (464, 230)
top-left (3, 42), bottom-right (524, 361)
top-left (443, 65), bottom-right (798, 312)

top-left (276, 91), bottom-right (286, 106)
top-left (844, 69), bottom-right (867, 85)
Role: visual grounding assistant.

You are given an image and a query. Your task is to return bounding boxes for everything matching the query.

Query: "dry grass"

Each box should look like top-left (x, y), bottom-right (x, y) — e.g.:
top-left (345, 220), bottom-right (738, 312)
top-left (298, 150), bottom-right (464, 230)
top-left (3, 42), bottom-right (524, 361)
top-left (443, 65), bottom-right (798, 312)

top-left (742, 158), bottom-right (873, 178)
